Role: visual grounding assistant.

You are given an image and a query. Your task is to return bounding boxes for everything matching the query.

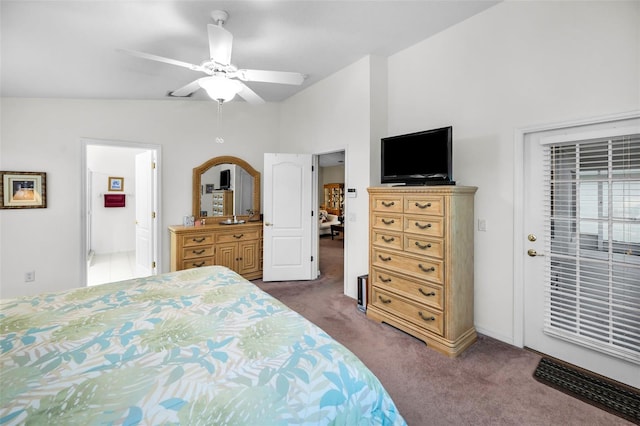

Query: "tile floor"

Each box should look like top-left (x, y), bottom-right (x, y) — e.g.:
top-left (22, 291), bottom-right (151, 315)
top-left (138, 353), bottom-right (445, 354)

top-left (88, 251), bottom-right (138, 286)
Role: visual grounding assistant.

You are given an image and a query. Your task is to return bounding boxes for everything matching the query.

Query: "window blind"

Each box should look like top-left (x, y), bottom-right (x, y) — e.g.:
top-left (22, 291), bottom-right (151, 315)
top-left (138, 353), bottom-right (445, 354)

top-left (543, 133), bottom-right (640, 364)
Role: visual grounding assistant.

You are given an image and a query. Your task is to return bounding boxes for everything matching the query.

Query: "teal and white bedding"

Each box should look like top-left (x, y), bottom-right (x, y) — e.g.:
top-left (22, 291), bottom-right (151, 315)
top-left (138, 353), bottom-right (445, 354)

top-left (0, 266), bottom-right (405, 425)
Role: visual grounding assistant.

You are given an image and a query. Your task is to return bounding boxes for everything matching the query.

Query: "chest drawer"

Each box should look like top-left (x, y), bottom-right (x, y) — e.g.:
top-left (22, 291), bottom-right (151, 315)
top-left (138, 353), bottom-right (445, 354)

top-left (215, 229), bottom-right (260, 243)
top-left (180, 257), bottom-right (215, 270)
top-left (404, 235), bottom-right (444, 259)
top-left (371, 229), bottom-right (403, 251)
top-left (371, 267), bottom-right (443, 310)
top-left (182, 246), bottom-right (215, 260)
top-left (404, 215), bottom-right (444, 238)
top-left (371, 287), bottom-right (444, 336)
top-left (371, 213), bottom-right (403, 232)
top-left (371, 195), bottom-right (404, 213)
top-left (181, 234), bottom-right (214, 247)
top-left (404, 196), bottom-right (444, 216)
top-left (372, 248), bottom-right (444, 284)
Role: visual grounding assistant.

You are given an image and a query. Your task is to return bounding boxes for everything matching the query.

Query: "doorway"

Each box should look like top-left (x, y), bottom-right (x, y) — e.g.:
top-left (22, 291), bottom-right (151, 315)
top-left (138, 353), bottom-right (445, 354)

top-left (318, 151), bottom-right (346, 282)
top-left (517, 112), bottom-right (640, 388)
top-left (81, 139), bottom-right (161, 286)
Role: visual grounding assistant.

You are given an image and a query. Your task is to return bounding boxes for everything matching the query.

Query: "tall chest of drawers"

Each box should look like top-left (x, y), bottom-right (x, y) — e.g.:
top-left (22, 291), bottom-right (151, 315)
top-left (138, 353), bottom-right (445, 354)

top-left (366, 186), bottom-right (477, 356)
top-left (169, 222), bottom-right (263, 280)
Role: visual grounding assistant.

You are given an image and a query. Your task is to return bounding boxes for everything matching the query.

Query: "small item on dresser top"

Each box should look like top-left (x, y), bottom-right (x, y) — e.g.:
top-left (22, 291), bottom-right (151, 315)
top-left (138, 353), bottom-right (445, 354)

top-left (183, 215), bottom-right (195, 227)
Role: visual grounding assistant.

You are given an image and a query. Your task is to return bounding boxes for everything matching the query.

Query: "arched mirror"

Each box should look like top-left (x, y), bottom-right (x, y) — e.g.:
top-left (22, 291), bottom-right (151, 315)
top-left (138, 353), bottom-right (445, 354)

top-left (192, 156), bottom-right (260, 223)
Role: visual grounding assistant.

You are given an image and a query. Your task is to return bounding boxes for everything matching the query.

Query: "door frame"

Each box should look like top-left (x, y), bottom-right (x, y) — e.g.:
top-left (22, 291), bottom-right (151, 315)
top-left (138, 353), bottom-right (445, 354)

top-left (513, 110), bottom-right (640, 347)
top-left (80, 138), bottom-right (162, 286)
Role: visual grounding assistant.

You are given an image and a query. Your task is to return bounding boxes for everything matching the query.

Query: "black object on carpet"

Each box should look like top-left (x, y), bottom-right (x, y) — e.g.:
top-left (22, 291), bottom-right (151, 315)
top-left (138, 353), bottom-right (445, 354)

top-left (533, 357), bottom-right (640, 424)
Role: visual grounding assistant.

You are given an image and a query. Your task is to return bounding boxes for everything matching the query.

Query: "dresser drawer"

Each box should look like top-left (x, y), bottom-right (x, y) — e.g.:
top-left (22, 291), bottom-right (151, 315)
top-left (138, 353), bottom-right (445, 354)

top-left (372, 248), bottom-right (444, 284)
top-left (371, 267), bottom-right (443, 310)
top-left (371, 229), bottom-right (403, 250)
top-left (404, 196), bottom-right (444, 216)
top-left (371, 287), bottom-right (443, 336)
top-left (404, 235), bottom-right (444, 259)
top-left (404, 215), bottom-right (444, 238)
top-left (371, 195), bottom-right (403, 213)
top-left (182, 246), bottom-right (215, 260)
top-left (181, 234), bottom-right (214, 247)
top-left (371, 213), bottom-right (403, 232)
top-left (215, 229), bottom-right (260, 243)
top-left (181, 257), bottom-right (215, 269)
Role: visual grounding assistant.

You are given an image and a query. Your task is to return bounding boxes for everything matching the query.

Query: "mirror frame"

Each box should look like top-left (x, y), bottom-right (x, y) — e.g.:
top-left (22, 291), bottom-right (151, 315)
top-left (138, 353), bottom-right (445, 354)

top-left (192, 156), bottom-right (261, 223)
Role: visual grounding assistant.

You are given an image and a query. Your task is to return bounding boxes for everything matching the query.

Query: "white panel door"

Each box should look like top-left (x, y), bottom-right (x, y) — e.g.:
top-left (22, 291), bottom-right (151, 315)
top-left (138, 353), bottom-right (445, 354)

top-left (523, 119), bottom-right (640, 389)
top-left (134, 151), bottom-right (155, 277)
top-left (263, 153), bottom-right (314, 281)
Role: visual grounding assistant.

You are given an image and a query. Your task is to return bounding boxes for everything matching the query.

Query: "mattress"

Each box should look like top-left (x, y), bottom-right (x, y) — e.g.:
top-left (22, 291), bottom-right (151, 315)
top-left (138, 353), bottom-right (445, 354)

top-left (0, 266), bottom-right (405, 425)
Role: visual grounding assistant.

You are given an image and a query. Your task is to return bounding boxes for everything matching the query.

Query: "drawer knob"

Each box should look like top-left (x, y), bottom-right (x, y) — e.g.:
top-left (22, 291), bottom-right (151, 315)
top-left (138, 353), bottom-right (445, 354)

top-left (382, 219), bottom-right (395, 225)
top-left (192, 237), bottom-right (206, 243)
top-left (192, 249), bottom-right (205, 255)
top-left (379, 275), bottom-right (392, 283)
top-left (233, 234), bottom-right (244, 239)
top-left (378, 254), bottom-right (392, 262)
top-left (419, 288), bottom-right (436, 297)
top-left (378, 295), bottom-right (392, 304)
top-left (382, 201), bottom-right (395, 207)
top-left (415, 222), bottom-right (432, 229)
top-left (415, 202), bottom-right (432, 209)
top-left (415, 242), bottom-right (432, 250)
top-left (419, 312), bottom-right (436, 322)
top-left (418, 264), bottom-right (435, 273)
top-left (382, 236), bottom-right (395, 243)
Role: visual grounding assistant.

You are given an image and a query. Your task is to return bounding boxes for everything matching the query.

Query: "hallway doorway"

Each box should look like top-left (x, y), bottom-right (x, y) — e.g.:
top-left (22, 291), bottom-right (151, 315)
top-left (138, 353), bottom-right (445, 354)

top-left (318, 151), bottom-right (345, 282)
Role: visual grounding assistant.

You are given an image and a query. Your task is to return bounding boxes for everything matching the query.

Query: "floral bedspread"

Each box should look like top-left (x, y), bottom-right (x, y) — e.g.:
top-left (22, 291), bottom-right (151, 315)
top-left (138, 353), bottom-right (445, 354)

top-left (0, 266), bottom-right (405, 425)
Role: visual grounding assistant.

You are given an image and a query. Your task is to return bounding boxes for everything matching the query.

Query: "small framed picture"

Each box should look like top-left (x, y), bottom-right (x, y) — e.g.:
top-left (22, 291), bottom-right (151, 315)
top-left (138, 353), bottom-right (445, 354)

top-left (205, 184), bottom-right (215, 194)
top-left (108, 176), bottom-right (124, 192)
top-left (0, 171), bottom-right (47, 209)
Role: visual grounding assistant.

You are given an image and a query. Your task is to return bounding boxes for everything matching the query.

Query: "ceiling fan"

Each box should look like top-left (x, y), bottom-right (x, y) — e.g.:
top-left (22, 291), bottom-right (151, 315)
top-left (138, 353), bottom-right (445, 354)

top-left (121, 10), bottom-right (305, 105)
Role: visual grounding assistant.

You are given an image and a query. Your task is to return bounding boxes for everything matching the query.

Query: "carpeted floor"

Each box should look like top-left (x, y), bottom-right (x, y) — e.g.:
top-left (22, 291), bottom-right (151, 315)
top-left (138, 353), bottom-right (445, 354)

top-left (254, 237), bottom-right (635, 425)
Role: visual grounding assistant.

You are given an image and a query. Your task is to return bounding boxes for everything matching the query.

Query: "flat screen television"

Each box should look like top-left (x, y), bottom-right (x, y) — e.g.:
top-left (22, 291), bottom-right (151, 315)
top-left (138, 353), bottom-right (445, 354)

top-left (220, 169), bottom-right (231, 190)
top-left (381, 126), bottom-right (454, 186)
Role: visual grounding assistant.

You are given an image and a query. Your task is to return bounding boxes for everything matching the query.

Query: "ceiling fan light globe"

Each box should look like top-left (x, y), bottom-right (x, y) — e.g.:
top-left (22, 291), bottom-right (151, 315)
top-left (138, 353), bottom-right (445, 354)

top-left (199, 76), bottom-right (241, 102)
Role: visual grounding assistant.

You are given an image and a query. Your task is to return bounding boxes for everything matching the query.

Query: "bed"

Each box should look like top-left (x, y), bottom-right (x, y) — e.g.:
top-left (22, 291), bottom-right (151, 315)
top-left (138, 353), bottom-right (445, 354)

top-left (0, 266), bottom-right (405, 425)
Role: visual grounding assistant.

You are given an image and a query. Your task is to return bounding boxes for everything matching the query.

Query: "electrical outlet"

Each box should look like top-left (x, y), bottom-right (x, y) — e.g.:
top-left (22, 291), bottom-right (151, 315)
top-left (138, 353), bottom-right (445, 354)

top-left (478, 219), bottom-right (487, 232)
top-left (25, 271), bottom-right (35, 282)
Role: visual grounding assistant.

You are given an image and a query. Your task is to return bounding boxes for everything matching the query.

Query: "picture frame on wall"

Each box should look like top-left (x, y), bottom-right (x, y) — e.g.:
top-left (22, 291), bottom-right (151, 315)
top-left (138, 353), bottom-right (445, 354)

top-left (0, 171), bottom-right (47, 209)
top-left (108, 176), bottom-right (124, 192)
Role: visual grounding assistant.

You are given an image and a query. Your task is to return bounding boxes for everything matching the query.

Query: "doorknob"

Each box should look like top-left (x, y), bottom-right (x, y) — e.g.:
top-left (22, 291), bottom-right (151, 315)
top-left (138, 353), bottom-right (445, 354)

top-left (265, 222), bottom-right (273, 226)
top-left (527, 249), bottom-right (544, 257)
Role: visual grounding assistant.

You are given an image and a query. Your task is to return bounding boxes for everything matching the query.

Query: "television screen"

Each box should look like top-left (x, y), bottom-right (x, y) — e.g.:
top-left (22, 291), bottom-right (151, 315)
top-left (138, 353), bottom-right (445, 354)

top-left (220, 169), bottom-right (231, 189)
top-left (381, 126), bottom-right (454, 185)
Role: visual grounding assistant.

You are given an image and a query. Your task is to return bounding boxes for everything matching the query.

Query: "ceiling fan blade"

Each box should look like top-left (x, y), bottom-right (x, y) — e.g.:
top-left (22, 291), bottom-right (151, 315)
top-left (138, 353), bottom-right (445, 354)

top-left (237, 82), bottom-right (265, 105)
top-left (207, 24), bottom-right (233, 65)
top-left (119, 49), bottom-right (204, 72)
top-left (168, 79), bottom-right (202, 97)
top-left (236, 69), bottom-right (305, 85)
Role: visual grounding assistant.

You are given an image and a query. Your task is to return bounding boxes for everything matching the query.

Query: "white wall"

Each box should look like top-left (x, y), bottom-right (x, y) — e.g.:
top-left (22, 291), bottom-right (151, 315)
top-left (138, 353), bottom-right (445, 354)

top-left (387, 0), bottom-right (640, 343)
top-left (0, 98), bottom-right (279, 298)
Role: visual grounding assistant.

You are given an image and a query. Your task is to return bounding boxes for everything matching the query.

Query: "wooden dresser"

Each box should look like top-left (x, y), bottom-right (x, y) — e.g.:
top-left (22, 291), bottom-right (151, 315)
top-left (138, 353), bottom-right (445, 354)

top-left (169, 222), bottom-right (263, 280)
top-left (366, 186), bottom-right (477, 356)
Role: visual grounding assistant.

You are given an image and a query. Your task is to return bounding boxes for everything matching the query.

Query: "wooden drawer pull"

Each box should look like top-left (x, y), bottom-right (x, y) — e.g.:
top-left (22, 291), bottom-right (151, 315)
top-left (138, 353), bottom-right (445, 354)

top-left (192, 249), bottom-right (205, 255)
top-left (382, 219), bottom-right (395, 225)
top-left (379, 275), bottom-right (392, 283)
top-left (418, 264), bottom-right (435, 273)
top-left (382, 236), bottom-right (395, 243)
top-left (419, 288), bottom-right (436, 297)
top-left (378, 295), bottom-right (392, 304)
top-left (419, 312), bottom-right (436, 322)
top-left (192, 237), bottom-right (206, 243)
top-left (382, 201), bottom-right (395, 207)
top-left (415, 242), bottom-right (432, 250)
top-left (233, 234), bottom-right (244, 239)
top-left (415, 202), bottom-right (432, 209)
top-left (415, 222), bottom-right (432, 229)
top-left (378, 255), bottom-right (392, 262)
top-left (192, 261), bottom-right (206, 267)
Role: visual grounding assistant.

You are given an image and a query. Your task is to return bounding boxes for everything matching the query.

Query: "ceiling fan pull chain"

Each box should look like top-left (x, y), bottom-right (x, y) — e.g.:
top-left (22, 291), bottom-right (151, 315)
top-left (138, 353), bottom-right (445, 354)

top-left (216, 101), bottom-right (224, 144)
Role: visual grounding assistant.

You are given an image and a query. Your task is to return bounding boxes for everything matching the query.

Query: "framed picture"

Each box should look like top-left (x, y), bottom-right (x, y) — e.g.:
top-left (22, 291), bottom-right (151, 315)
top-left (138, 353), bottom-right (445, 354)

top-left (108, 176), bottom-right (124, 192)
top-left (0, 171), bottom-right (47, 209)
top-left (205, 184), bottom-right (215, 194)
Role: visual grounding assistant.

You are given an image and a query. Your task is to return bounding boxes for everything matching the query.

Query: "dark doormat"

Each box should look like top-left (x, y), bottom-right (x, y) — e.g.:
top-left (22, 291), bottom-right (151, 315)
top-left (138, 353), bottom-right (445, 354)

top-left (533, 357), bottom-right (640, 424)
